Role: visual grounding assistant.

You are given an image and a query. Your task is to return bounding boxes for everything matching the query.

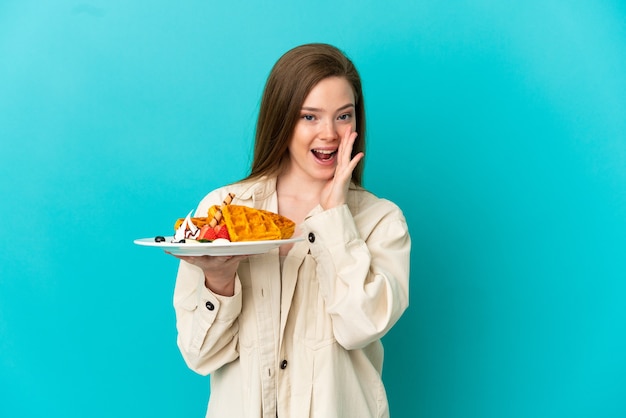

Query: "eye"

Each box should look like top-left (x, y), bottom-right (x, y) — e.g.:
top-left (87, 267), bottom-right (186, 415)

top-left (302, 114), bottom-right (315, 121)
top-left (337, 113), bottom-right (353, 121)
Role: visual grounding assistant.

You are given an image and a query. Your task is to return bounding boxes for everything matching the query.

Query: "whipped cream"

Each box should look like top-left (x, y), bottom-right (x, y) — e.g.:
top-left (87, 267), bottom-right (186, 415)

top-left (172, 210), bottom-right (200, 243)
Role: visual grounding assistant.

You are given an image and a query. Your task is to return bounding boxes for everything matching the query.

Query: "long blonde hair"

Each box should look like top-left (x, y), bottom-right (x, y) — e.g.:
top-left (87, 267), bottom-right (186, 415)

top-left (246, 43), bottom-right (366, 185)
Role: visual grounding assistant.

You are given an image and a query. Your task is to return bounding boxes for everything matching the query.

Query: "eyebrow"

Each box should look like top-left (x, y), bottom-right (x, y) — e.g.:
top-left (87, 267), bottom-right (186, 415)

top-left (301, 103), bottom-right (355, 112)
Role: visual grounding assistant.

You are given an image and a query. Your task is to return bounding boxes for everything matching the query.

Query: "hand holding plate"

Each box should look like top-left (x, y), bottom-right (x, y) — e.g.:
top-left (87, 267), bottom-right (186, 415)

top-left (167, 252), bottom-right (248, 296)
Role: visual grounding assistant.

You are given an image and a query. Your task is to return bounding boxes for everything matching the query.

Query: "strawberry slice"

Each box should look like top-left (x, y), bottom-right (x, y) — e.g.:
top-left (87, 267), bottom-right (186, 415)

top-left (215, 224), bottom-right (231, 241)
top-left (198, 225), bottom-right (218, 241)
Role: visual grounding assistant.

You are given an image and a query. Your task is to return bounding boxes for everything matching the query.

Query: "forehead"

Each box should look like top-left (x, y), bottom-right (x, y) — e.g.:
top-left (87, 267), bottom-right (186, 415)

top-left (302, 77), bottom-right (355, 107)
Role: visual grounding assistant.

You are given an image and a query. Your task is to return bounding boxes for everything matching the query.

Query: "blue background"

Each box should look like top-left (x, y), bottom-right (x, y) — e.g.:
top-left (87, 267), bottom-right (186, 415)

top-left (1, 1), bottom-right (625, 417)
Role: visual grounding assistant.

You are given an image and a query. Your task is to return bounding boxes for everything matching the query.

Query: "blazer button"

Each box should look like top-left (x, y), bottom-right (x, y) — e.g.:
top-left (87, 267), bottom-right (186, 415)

top-left (205, 301), bottom-right (215, 311)
top-left (308, 232), bottom-right (315, 243)
top-left (280, 360), bottom-right (288, 369)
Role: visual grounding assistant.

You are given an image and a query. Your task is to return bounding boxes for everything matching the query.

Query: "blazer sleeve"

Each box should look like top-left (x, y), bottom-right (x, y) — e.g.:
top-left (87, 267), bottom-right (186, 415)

top-left (172, 187), bottom-right (244, 375)
top-left (173, 261), bottom-right (243, 375)
top-left (303, 201), bottom-right (411, 350)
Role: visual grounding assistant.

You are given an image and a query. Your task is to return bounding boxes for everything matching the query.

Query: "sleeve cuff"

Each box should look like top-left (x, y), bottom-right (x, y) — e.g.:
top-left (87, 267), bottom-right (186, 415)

top-left (195, 275), bottom-right (243, 323)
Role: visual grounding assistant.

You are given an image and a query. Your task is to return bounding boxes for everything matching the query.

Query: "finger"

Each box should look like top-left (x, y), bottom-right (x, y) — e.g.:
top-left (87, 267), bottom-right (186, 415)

top-left (231, 254), bottom-right (250, 261)
top-left (338, 130), bottom-right (357, 169)
top-left (172, 254), bottom-right (205, 265)
top-left (343, 131), bottom-right (357, 159)
top-left (166, 251), bottom-right (245, 265)
top-left (219, 254), bottom-right (249, 265)
top-left (166, 251), bottom-right (188, 261)
top-left (348, 151), bottom-right (365, 172)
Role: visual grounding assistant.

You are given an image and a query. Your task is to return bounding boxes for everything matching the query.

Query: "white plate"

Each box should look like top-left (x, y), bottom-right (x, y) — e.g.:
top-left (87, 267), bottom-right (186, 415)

top-left (134, 236), bottom-right (304, 256)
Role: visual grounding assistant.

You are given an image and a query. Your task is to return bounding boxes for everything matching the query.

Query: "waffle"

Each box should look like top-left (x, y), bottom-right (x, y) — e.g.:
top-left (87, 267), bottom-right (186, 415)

top-left (173, 193), bottom-right (235, 231)
top-left (208, 204), bottom-right (296, 242)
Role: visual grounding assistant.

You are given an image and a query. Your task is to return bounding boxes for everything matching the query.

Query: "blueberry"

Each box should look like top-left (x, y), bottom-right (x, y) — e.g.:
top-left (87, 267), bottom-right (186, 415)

top-left (154, 236), bottom-right (166, 242)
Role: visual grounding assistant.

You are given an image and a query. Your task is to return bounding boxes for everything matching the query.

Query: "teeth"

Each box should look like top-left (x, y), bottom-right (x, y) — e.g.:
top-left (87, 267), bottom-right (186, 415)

top-left (313, 149), bottom-right (335, 154)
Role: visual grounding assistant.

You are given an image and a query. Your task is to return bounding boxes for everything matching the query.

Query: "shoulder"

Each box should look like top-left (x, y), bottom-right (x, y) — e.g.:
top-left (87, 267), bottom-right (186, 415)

top-left (342, 186), bottom-right (410, 243)
top-left (347, 186), bottom-right (405, 221)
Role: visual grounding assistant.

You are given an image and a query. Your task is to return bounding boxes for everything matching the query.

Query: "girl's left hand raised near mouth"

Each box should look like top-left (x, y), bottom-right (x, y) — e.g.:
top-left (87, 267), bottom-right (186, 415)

top-left (320, 129), bottom-right (364, 210)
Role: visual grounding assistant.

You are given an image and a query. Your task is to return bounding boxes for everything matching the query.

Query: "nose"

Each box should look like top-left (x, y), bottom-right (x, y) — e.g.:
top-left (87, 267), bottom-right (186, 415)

top-left (319, 119), bottom-right (339, 141)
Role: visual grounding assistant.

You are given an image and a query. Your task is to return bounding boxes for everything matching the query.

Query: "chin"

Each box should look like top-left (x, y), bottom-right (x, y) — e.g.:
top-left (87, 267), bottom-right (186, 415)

top-left (314, 165), bottom-right (336, 176)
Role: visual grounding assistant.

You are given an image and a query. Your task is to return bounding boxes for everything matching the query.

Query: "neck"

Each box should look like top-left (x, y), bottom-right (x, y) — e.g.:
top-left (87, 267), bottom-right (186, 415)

top-left (276, 171), bottom-right (326, 202)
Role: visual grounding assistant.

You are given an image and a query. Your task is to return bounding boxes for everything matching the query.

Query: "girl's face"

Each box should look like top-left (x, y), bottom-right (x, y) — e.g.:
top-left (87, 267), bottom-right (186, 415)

top-left (285, 76), bottom-right (356, 183)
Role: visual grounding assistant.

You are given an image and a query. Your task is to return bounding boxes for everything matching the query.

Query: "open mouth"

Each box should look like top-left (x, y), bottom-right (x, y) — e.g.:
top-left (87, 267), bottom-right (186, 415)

top-left (311, 149), bottom-right (337, 161)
